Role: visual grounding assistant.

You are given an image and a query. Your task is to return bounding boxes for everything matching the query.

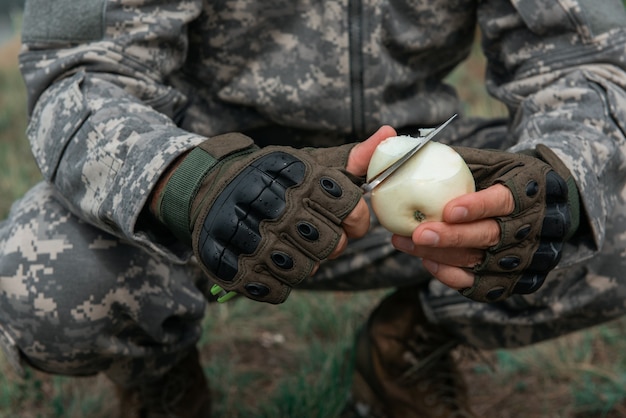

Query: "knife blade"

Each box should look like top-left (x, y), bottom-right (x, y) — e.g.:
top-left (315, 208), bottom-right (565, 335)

top-left (361, 114), bottom-right (457, 194)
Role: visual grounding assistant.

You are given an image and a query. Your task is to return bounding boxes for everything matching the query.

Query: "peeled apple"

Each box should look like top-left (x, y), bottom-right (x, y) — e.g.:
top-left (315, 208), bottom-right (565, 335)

top-left (367, 136), bottom-right (475, 236)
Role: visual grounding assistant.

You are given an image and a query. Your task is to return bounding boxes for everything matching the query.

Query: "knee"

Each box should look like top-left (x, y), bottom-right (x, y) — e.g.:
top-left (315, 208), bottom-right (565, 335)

top-left (0, 183), bottom-right (207, 377)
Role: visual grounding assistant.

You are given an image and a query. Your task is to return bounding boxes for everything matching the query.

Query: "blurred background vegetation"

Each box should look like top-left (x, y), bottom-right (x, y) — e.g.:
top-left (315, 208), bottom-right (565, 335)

top-left (2, 1), bottom-right (626, 417)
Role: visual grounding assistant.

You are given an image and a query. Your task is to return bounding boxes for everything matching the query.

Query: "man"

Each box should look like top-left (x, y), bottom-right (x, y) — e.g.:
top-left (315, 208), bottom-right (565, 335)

top-left (1, 0), bottom-right (625, 416)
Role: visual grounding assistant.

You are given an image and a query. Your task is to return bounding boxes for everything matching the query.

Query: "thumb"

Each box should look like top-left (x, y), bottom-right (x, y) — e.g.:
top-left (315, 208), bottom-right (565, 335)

top-left (346, 125), bottom-right (397, 176)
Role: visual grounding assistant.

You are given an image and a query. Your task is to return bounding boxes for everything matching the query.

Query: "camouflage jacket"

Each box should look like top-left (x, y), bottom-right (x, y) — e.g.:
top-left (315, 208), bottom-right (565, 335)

top-left (18, 0), bottom-right (626, 267)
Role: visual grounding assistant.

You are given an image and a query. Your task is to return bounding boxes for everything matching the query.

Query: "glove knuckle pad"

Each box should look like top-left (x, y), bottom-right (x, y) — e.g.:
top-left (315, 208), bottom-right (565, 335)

top-left (542, 203), bottom-right (571, 239)
top-left (527, 241), bottom-right (563, 271)
top-left (512, 272), bottom-right (547, 295)
top-left (319, 176), bottom-right (343, 198)
top-left (308, 171), bottom-right (361, 219)
top-left (296, 221), bottom-right (320, 241)
top-left (496, 211), bottom-right (543, 249)
top-left (270, 250), bottom-right (294, 269)
top-left (545, 171), bottom-right (568, 201)
top-left (197, 152), bottom-right (305, 282)
top-left (285, 212), bottom-right (342, 259)
top-left (253, 237), bottom-right (315, 286)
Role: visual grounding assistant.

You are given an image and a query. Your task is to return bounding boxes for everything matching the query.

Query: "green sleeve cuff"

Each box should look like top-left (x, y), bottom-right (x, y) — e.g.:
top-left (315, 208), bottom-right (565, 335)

top-left (565, 177), bottom-right (581, 241)
top-left (156, 147), bottom-right (218, 243)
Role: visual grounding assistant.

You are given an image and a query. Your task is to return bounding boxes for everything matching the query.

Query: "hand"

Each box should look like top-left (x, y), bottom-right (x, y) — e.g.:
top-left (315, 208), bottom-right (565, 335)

top-left (392, 145), bottom-right (580, 303)
top-left (391, 184), bottom-right (514, 289)
top-left (153, 126), bottom-right (396, 304)
top-left (325, 125), bottom-right (398, 261)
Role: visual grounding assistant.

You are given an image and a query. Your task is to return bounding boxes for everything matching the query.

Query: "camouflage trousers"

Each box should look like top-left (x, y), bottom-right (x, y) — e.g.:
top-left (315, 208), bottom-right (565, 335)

top-left (2, 120), bottom-right (626, 387)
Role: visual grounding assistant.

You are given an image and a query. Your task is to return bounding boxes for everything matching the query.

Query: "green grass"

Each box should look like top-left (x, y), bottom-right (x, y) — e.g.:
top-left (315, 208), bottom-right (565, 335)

top-left (200, 290), bottom-right (385, 418)
top-left (2, 32), bottom-right (626, 418)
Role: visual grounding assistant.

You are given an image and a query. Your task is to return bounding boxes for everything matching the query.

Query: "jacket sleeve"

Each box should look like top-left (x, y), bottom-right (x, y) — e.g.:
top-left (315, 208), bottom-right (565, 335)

top-left (19, 0), bottom-right (205, 261)
top-left (477, 0), bottom-right (626, 265)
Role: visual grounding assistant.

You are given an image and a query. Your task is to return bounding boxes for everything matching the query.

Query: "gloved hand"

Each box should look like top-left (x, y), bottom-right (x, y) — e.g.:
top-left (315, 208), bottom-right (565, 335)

top-left (452, 144), bottom-right (580, 303)
top-left (154, 133), bottom-right (365, 304)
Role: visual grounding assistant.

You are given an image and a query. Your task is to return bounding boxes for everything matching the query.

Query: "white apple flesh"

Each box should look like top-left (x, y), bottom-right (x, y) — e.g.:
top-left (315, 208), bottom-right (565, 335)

top-left (367, 136), bottom-right (475, 236)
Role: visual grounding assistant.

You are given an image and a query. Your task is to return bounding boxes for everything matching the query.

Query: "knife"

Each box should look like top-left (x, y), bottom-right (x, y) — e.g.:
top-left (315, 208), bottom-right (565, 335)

top-left (361, 114), bottom-right (458, 194)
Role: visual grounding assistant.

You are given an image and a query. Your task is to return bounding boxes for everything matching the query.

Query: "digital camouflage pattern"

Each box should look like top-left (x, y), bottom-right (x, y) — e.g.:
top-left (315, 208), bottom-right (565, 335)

top-left (0, 183), bottom-right (211, 382)
top-left (1, 0), bottom-right (625, 384)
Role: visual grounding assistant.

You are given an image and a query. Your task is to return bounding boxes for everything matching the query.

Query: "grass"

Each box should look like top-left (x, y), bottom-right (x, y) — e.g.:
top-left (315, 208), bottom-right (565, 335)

top-left (2, 31), bottom-right (626, 418)
top-left (199, 290), bottom-right (387, 418)
top-left (472, 321), bottom-right (626, 418)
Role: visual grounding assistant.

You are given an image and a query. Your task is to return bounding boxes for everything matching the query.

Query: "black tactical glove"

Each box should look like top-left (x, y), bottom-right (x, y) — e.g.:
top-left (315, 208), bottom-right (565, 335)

top-left (154, 133), bottom-right (363, 304)
top-left (453, 145), bottom-right (580, 303)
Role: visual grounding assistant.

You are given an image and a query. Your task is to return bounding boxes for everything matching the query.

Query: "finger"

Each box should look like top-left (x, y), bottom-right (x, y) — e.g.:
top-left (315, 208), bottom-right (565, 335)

top-left (422, 259), bottom-right (475, 290)
top-left (443, 184), bottom-right (515, 223)
top-left (414, 247), bottom-right (484, 269)
top-left (341, 198), bottom-right (371, 238)
top-left (346, 125), bottom-right (397, 176)
top-left (411, 219), bottom-right (501, 249)
top-left (392, 236), bottom-right (484, 268)
top-left (310, 261), bottom-right (320, 276)
top-left (328, 231), bottom-right (348, 259)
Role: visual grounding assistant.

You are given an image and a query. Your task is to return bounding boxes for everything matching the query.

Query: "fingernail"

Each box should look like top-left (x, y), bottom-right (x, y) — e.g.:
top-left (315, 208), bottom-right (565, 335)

top-left (422, 259), bottom-right (439, 274)
top-left (419, 229), bottom-right (439, 246)
top-left (393, 236), bottom-right (414, 252)
top-left (449, 206), bottom-right (468, 222)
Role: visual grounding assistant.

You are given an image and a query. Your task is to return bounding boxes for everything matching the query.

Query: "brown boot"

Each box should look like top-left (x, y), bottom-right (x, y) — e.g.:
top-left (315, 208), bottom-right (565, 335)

top-left (116, 347), bottom-right (211, 418)
top-left (344, 287), bottom-right (475, 418)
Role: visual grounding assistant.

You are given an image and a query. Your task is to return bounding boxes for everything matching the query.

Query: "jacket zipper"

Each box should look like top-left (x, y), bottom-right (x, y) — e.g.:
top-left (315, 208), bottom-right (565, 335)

top-left (348, 0), bottom-right (365, 139)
